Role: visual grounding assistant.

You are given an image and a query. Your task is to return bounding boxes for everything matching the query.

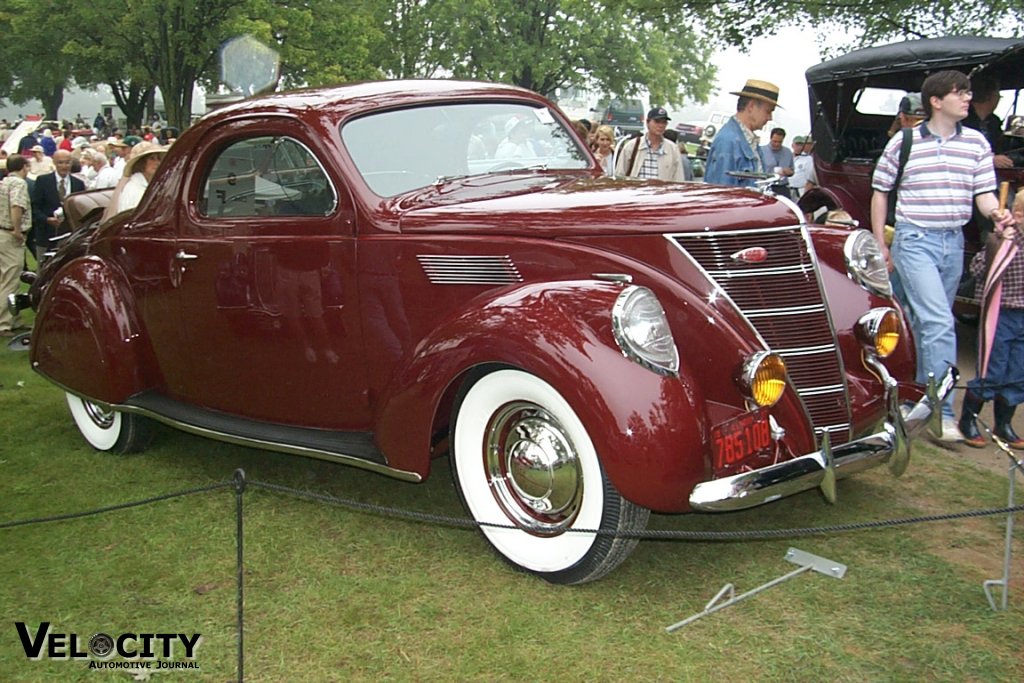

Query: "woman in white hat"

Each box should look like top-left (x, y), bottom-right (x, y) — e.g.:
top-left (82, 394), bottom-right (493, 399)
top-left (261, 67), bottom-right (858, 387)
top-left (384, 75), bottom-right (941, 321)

top-left (114, 141), bottom-right (168, 214)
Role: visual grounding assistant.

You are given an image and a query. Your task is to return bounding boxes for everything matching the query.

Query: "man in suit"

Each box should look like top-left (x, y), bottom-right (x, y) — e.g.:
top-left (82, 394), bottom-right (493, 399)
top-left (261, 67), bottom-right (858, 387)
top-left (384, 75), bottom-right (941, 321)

top-left (31, 149), bottom-right (84, 262)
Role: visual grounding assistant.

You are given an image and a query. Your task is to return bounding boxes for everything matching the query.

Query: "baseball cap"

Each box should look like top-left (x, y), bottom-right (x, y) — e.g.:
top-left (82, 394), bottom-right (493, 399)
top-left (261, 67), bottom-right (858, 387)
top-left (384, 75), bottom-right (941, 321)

top-left (793, 135), bottom-right (807, 143)
top-left (899, 93), bottom-right (926, 117)
top-left (647, 107), bottom-right (670, 121)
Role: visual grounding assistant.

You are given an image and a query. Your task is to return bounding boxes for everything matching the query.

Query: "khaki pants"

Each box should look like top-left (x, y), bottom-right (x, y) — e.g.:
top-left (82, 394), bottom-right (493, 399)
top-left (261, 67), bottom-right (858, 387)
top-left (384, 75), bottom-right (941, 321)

top-left (0, 230), bottom-right (25, 332)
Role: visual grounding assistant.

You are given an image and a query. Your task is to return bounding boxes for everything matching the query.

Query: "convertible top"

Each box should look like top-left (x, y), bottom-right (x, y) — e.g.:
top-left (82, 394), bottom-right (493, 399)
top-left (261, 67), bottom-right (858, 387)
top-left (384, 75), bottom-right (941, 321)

top-left (806, 36), bottom-right (1024, 86)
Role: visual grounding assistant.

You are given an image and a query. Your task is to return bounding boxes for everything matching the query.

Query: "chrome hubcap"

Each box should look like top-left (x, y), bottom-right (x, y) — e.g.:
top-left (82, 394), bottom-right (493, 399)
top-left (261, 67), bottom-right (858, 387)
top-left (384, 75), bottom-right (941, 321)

top-left (83, 400), bottom-right (115, 429)
top-left (485, 401), bottom-right (583, 536)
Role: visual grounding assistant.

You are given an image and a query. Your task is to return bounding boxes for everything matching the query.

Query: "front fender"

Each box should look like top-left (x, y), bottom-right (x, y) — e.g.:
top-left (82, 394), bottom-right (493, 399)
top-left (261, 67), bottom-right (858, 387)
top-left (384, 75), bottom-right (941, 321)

top-left (375, 280), bottom-right (707, 512)
top-left (31, 256), bottom-right (159, 403)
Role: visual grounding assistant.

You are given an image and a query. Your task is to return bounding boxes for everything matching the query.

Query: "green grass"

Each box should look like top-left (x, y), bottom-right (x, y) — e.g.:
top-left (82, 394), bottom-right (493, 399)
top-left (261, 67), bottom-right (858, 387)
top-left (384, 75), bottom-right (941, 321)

top-left (1, 340), bottom-right (1022, 682)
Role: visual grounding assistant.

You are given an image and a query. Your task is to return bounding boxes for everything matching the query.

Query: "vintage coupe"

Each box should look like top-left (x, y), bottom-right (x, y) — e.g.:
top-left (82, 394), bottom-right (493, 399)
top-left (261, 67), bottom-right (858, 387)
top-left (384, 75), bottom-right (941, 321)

top-left (16, 81), bottom-right (954, 584)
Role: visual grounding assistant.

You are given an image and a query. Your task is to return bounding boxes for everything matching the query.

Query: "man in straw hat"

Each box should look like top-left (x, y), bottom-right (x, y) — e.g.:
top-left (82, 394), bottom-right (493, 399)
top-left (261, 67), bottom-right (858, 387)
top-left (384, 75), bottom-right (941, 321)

top-left (704, 78), bottom-right (780, 187)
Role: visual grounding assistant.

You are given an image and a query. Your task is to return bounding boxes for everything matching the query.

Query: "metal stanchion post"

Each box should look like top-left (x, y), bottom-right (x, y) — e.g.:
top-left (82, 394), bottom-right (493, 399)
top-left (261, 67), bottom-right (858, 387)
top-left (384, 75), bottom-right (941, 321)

top-left (983, 441), bottom-right (1023, 611)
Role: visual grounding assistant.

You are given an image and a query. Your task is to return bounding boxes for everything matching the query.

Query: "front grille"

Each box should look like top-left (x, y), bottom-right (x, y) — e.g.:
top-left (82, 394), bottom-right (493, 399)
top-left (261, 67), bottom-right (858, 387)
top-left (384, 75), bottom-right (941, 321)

top-left (671, 226), bottom-right (851, 445)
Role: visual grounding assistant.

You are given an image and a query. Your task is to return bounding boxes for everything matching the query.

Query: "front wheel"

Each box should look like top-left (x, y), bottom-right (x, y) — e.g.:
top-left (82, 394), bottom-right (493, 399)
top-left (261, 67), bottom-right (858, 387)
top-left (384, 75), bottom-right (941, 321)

top-left (66, 393), bottom-right (152, 454)
top-left (450, 369), bottom-right (649, 584)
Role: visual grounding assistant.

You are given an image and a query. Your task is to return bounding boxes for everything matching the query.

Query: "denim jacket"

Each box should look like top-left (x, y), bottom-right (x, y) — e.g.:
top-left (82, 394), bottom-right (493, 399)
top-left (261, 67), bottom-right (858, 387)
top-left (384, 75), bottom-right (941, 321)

top-left (703, 116), bottom-right (759, 187)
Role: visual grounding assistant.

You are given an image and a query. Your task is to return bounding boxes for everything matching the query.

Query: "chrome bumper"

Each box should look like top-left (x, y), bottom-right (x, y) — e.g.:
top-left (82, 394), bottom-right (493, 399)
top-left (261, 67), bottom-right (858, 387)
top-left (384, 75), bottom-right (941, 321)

top-left (689, 365), bottom-right (958, 512)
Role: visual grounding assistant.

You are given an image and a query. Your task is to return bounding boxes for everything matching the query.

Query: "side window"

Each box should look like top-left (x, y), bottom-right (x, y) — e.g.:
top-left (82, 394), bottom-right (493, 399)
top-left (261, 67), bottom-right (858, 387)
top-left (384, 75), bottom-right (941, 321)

top-left (199, 136), bottom-right (336, 218)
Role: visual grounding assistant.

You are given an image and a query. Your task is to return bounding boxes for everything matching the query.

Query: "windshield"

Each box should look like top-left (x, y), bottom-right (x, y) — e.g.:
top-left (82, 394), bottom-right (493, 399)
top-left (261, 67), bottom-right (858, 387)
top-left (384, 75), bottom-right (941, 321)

top-left (341, 102), bottom-right (590, 196)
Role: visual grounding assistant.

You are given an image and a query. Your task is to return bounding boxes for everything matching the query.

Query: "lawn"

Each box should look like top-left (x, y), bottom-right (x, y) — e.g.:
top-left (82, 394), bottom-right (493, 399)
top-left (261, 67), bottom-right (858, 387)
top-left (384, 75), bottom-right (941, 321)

top-left (1, 342), bottom-right (1022, 682)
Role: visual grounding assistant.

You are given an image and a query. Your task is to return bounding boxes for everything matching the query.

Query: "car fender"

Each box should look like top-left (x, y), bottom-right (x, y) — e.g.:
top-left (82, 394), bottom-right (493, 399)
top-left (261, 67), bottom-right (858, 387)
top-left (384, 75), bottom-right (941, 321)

top-left (31, 256), bottom-right (159, 404)
top-left (374, 279), bottom-right (708, 512)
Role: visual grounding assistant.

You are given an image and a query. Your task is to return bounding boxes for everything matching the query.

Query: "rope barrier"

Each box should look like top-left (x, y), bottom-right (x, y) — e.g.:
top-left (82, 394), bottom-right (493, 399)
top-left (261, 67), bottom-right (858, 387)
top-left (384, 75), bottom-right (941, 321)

top-left (2, 466), bottom-right (1020, 682)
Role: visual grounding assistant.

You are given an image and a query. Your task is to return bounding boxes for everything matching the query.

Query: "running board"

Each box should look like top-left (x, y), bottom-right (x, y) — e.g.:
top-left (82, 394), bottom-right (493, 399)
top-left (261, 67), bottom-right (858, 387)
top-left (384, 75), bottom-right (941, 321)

top-left (118, 391), bottom-right (422, 482)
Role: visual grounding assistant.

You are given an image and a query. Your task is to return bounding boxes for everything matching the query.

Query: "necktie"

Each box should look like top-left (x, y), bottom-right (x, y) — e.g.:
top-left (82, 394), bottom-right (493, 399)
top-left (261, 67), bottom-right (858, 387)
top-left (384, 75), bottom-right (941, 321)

top-left (58, 177), bottom-right (67, 201)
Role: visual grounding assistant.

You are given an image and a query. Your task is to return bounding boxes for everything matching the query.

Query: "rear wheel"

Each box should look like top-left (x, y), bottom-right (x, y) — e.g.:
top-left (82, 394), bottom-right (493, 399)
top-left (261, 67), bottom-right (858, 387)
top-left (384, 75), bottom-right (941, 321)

top-left (450, 369), bottom-right (649, 584)
top-left (66, 392), bottom-right (152, 454)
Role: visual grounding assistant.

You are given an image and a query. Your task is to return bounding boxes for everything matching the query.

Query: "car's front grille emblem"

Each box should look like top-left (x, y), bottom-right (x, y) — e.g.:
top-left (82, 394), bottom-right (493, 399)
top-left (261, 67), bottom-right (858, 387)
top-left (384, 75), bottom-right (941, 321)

top-left (730, 247), bottom-right (768, 264)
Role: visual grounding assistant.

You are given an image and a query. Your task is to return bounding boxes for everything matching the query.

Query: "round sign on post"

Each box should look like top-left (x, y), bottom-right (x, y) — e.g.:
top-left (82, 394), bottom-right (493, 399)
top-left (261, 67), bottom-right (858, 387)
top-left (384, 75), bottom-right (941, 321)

top-left (220, 35), bottom-right (281, 97)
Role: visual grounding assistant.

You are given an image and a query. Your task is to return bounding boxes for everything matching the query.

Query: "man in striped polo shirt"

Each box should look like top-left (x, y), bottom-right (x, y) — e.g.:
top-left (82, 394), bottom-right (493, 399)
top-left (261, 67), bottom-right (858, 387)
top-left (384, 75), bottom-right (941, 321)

top-left (870, 70), bottom-right (1016, 442)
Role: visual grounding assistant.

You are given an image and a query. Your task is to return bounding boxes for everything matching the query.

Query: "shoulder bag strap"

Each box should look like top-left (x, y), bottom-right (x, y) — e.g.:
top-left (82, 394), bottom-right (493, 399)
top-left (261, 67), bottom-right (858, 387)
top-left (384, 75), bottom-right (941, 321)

top-left (886, 127), bottom-right (913, 226)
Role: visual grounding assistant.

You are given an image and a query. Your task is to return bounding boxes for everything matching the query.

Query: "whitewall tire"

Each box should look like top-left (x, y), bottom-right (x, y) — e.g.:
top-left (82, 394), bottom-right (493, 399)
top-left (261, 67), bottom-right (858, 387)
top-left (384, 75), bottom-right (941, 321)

top-left (66, 392), bottom-right (152, 454)
top-left (451, 369), bottom-right (649, 584)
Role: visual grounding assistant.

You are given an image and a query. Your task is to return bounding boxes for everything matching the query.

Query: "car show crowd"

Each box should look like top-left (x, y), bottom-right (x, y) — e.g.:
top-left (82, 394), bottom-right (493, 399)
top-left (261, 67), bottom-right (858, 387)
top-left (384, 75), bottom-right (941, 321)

top-left (0, 116), bottom-right (173, 336)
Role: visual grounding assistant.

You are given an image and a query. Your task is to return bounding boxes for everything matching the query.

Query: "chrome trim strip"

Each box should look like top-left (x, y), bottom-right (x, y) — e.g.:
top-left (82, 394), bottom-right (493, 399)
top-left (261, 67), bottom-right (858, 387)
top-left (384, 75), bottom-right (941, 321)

top-left (417, 254), bottom-right (523, 285)
top-left (774, 343), bottom-right (837, 356)
top-left (744, 304), bottom-right (826, 318)
top-left (814, 424), bottom-right (851, 434)
top-left (704, 264), bottom-right (814, 278)
top-left (51, 382), bottom-right (423, 483)
top-left (690, 368), bottom-right (957, 511)
top-left (796, 384), bottom-right (846, 397)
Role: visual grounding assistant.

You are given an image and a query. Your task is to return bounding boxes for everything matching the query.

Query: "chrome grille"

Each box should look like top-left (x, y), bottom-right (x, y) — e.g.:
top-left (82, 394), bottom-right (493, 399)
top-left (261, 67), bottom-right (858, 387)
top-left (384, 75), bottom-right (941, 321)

top-left (417, 255), bottom-right (523, 285)
top-left (670, 227), bottom-right (851, 445)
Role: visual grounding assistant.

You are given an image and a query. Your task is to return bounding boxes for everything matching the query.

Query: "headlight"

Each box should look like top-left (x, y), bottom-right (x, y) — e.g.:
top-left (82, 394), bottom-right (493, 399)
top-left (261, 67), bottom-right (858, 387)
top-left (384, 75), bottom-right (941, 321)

top-left (856, 308), bottom-right (901, 358)
top-left (738, 351), bottom-right (787, 407)
top-left (843, 231), bottom-right (892, 297)
top-left (611, 286), bottom-right (679, 376)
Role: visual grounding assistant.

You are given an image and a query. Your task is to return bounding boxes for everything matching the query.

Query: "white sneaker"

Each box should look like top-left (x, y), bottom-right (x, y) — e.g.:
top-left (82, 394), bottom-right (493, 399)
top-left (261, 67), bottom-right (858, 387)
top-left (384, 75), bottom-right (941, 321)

top-left (940, 417), bottom-right (964, 443)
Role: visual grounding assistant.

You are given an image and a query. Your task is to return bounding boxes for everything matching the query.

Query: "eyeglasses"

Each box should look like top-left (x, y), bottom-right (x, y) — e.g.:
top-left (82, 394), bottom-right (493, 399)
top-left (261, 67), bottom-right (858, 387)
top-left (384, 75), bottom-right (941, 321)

top-left (949, 89), bottom-right (973, 99)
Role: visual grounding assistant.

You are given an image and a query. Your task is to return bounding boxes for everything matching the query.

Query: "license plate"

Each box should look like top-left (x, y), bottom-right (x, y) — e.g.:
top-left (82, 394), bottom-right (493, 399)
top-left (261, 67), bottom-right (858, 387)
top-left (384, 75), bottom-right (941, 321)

top-left (712, 408), bottom-right (772, 470)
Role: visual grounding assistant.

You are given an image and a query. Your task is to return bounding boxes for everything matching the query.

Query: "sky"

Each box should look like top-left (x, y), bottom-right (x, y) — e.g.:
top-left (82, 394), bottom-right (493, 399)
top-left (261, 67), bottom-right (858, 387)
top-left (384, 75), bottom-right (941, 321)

top-left (673, 26), bottom-right (824, 139)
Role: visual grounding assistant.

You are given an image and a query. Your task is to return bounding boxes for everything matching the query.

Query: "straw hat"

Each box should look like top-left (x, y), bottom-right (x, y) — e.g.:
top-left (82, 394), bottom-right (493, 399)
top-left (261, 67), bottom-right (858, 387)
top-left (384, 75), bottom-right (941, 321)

top-left (730, 79), bottom-right (782, 107)
top-left (123, 141), bottom-right (168, 177)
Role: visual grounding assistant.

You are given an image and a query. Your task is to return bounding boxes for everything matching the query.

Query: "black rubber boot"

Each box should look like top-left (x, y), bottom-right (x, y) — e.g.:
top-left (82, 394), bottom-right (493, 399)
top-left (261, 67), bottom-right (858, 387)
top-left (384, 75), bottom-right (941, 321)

top-left (993, 398), bottom-right (1024, 450)
top-left (959, 391), bottom-right (987, 448)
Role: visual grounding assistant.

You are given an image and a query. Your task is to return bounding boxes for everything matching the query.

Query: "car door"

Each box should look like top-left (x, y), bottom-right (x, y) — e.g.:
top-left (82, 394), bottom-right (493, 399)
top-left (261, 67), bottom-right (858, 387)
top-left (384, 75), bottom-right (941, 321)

top-left (168, 119), bottom-right (370, 428)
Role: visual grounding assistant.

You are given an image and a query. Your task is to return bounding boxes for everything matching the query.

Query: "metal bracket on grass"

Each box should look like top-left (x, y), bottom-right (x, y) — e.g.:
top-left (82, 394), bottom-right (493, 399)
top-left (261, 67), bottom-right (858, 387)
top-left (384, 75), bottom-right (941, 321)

top-left (983, 439), bottom-right (1023, 611)
top-left (665, 547), bottom-right (847, 632)
top-left (6, 332), bottom-right (30, 352)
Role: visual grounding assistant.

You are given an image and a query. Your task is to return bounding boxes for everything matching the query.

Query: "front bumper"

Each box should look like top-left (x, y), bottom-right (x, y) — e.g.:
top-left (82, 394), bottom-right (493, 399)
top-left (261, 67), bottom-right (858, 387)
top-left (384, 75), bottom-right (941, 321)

top-left (689, 365), bottom-right (958, 512)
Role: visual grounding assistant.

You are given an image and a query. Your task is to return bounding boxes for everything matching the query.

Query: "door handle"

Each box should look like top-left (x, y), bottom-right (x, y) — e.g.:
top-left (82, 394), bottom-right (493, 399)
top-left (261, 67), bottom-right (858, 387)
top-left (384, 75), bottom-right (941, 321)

top-left (175, 250), bottom-right (199, 261)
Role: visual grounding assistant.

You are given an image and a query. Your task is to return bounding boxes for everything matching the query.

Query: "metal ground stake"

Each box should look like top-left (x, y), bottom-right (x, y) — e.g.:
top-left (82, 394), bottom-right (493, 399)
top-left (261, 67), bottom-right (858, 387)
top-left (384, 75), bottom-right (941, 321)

top-left (983, 441), bottom-right (1023, 612)
top-left (666, 547), bottom-right (847, 632)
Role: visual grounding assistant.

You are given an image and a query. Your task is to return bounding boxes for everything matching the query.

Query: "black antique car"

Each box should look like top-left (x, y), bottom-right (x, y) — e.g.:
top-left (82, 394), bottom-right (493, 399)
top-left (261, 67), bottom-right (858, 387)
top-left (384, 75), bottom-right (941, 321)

top-left (797, 36), bottom-right (1024, 314)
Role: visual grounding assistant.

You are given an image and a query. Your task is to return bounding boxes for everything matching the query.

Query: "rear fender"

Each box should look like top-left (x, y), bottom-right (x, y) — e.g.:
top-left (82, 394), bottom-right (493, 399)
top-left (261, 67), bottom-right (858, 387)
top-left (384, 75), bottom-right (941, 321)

top-left (374, 280), bottom-right (708, 513)
top-left (31, 256), bottom-right (158, 403)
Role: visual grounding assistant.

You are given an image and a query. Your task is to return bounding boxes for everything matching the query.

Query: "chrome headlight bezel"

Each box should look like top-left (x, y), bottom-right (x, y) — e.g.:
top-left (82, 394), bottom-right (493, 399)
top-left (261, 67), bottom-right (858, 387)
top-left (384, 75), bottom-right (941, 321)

top-left (843, 230), bottom-right (892, 297)
top-left (611, 285), bottom-right (679, 377)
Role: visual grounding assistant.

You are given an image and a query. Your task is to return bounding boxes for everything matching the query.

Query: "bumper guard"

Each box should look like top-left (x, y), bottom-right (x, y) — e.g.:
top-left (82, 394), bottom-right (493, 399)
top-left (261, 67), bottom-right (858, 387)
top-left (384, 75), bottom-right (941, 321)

top-left (689, 364), bottom-right (958, 512)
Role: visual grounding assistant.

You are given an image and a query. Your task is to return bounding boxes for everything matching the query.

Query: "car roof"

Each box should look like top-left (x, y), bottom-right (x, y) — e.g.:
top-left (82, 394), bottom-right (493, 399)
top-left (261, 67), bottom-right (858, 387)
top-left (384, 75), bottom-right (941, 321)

top-left (806, 36), bottom-right (1024, 86)
top-left (201, 79), bottom-right (548, 123)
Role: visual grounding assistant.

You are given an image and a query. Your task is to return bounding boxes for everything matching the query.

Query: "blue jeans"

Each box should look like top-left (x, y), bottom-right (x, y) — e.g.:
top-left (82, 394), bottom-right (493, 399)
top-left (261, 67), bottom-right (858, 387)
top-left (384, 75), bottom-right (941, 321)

top-left (892, 224), bottom-right (963, 418)
top-left (968, 308), bottom-right (1024, 406)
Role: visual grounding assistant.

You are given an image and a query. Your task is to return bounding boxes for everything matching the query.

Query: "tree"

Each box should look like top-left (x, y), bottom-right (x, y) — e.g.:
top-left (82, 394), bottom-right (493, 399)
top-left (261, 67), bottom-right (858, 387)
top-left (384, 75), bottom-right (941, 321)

top-left (633, 0), bottom-right (1024, 53)
top-left (373, 0), bottom-right (716, 106)
top-left (0, 0), bottom-right (76, 119)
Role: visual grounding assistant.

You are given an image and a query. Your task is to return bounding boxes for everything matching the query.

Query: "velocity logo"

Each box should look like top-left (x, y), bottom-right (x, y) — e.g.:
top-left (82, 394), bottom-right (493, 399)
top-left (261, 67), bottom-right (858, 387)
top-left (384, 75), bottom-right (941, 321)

top-left (15, 622), bottom-right (201, 670)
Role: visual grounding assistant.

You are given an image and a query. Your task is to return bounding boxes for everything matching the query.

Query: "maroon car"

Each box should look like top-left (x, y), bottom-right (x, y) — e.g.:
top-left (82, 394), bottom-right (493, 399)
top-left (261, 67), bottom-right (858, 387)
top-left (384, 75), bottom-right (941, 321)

top-left (16, 80), bottom-right (954, 584)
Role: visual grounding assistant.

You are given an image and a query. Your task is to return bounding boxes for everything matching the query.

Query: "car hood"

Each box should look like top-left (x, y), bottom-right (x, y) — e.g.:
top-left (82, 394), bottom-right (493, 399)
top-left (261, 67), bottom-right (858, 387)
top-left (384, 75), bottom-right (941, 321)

top-left (398, 175), bottom-right (799, 237)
